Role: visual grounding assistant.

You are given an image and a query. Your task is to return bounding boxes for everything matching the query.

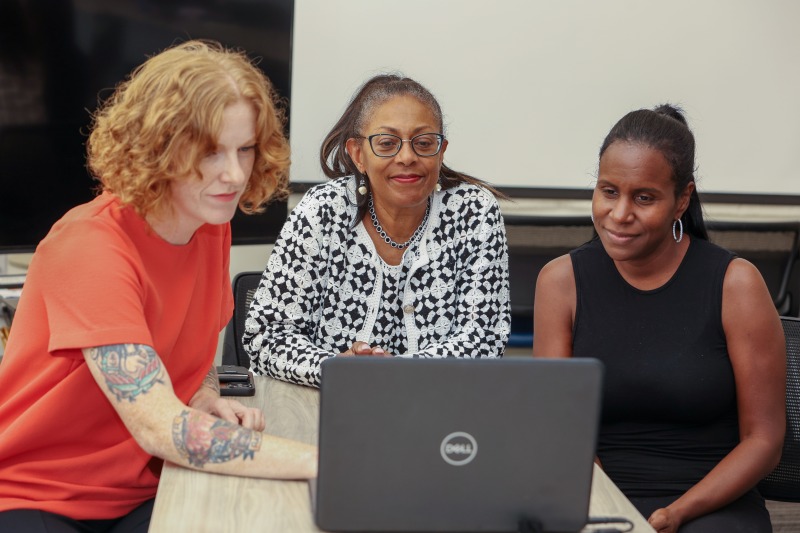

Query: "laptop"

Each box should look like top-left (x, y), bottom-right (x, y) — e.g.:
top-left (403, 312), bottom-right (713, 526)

top-left (312, 357), bottom-right (604, 533)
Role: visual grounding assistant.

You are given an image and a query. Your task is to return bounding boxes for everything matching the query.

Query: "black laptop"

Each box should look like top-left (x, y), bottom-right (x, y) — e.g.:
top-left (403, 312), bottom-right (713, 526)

top-left (312, 357), bottom-right (604, 533)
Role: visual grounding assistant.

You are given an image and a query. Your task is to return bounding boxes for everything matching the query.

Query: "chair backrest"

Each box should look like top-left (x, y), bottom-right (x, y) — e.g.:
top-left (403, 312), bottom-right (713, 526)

top-left (758, 315), bottom-right (800, 502)
top-left (706, 221), bottom-right (800, 315)
top-left (221, 271), bottom-right (263, 368)
top-left (504, 215), bottom-right (595, 346)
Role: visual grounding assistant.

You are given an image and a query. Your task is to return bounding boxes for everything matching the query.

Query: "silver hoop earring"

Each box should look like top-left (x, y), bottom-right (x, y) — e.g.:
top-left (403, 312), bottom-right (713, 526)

top-left (357, 176), bottom-right (367, 196)
top-left (672, 219), bottom-right (684, 243)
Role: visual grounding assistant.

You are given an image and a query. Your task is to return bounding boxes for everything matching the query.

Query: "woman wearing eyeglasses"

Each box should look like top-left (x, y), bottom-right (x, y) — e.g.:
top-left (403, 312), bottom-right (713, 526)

top-left (243, 74), bottom-right (510, 387)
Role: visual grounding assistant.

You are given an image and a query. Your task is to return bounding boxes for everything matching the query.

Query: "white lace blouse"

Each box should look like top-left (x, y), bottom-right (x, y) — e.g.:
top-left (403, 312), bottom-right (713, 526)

top-left (242, 176), bottom-right (510, 388)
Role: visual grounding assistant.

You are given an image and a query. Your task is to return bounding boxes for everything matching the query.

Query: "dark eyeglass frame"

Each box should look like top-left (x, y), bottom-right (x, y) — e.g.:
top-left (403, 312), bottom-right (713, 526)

top-left (359, 132), bottom-right (445, 158)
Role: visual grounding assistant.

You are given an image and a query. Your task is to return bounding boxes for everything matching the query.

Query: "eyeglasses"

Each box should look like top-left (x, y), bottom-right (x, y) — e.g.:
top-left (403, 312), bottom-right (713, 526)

top-left (361, 133), bottom-right (444, 158)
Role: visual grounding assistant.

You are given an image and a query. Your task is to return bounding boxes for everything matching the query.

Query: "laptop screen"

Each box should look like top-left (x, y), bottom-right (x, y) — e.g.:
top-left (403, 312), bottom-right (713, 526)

top-left (314, 357), bottom-right (603, 533)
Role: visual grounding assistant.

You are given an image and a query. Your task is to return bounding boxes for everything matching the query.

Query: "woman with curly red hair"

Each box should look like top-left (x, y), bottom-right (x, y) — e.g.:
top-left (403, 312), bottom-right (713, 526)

top-left (0, 40), bottom-right (315, 532)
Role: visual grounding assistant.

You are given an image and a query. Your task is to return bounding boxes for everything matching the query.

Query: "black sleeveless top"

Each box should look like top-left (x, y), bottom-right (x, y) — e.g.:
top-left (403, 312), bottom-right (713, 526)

top-left (571, 237), bottom-right (738, 497)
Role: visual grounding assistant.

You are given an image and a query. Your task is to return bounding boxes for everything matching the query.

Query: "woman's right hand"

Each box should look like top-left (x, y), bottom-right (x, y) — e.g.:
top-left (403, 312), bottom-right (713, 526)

top-left (340, 341), bottom-right (391, 357)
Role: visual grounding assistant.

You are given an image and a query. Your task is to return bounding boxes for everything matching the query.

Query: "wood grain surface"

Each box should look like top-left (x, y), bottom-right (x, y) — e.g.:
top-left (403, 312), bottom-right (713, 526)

top-left (150, 376), bottom-right (654, 532)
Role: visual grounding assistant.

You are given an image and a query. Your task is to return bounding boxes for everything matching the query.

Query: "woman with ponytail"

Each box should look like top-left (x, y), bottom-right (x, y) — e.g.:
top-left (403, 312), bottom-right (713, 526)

top-left (534, 105), bottom-right (785, 532)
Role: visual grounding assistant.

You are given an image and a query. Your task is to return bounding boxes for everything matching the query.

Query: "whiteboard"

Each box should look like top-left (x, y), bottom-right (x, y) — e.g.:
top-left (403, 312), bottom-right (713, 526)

top-left (289, 0), bottom-right (800, 195)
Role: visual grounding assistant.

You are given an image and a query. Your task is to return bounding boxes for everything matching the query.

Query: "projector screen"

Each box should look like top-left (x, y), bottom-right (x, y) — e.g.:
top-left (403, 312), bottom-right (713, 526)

top-left (289, 0), bottom-right (800, 196)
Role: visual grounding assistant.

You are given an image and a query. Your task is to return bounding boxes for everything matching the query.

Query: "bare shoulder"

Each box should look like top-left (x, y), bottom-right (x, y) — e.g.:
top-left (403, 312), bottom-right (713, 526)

top-left (535, 254), bottom-right (576, 312)
top-left (536, 253), bottom-right (575, 288)
top-left (722, 257), bottom-right (774, 314)
top-left (533, 253), bottom-right (576, 358)
top-left (721, 257), bottom-right (783, 361)
top-left (724, 256), bottom-right (766, 287)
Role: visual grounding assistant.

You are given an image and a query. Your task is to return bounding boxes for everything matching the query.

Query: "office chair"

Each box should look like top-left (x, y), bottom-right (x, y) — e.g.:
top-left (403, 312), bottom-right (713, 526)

top-left (758, 316), bottom-right (800, 502)
top-left (504, 215), bottom-right (595, 348)
top-left (221, 271), bottom-right (263, 368)
top-left (707, 221), bottom-right (800, 316)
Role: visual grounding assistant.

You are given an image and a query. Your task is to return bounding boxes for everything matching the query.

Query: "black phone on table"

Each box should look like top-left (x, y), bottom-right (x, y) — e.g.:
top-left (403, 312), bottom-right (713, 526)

top-left (220, 375), bottom-right (255, 396)
top-left (217, 365), bottom-right (256, 397)
top-left (217, 364), bottom-right (250, 382)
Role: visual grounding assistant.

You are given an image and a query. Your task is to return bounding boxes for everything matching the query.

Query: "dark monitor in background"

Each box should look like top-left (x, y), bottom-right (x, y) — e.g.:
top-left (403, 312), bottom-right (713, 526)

top-left (0, 0), bottom-right (292, 254)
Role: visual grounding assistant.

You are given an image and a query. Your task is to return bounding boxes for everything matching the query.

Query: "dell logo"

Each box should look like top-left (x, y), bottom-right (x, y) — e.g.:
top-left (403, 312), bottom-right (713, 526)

top-left (440, 432), bottom-right (478, 466)
top-left (445, 443), bottom-right (473, 455)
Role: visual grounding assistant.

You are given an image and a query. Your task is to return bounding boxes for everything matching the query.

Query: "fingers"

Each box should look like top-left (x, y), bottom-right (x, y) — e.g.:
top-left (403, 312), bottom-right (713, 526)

top-left (353, 343), bottom-right (390, 356)
top-left (339, 342), bottom-right (368, 356)
top-left (212, 399), bottom-right (240, 425)
top-left (225, 399), bottom-right (266, 431)
top-left (340, 343), bottom-right (392, 357)
top-left (351, 342), bottom-right (373, 355)
top-left (238, 407), bottom-right (266, 431)
top-left (194, 397), bottom-right (266, 430)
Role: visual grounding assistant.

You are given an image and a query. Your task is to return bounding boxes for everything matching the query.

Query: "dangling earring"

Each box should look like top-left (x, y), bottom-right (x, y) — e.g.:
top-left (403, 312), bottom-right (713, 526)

top-left (672, 219), bottom-right (684, 243)
top-left (435, 179), bottom-right (442, 192)
top-left (357, 175), bottom-right (367, 196)
top-left (590, 213), bottom-right (594, 223)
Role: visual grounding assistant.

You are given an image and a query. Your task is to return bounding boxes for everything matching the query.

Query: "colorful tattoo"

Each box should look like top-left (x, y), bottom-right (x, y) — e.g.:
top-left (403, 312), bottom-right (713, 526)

top-left (202, 367), bottom-right (221, 395)
top-left (172, 410), bottom-right (262, 468)
top-left (91, 344), bottom-right (164, 402)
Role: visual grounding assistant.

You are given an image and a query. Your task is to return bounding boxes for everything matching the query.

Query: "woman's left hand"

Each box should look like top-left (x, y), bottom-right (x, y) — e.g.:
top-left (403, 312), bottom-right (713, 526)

top-left (647, 507), bottom-right (680, 533)
top-left (191, 392), bottom-right (266, 431)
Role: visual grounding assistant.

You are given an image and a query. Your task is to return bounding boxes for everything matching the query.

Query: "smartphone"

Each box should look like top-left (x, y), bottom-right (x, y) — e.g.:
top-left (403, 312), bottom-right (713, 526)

top-left (217, 365), bottom-right (250, 383)
top-left (220, 371), bottom-right (256, 397)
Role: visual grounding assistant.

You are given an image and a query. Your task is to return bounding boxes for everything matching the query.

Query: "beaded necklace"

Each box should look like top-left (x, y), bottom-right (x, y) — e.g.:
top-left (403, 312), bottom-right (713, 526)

top-left (368, 194), bottom-right (431, 249)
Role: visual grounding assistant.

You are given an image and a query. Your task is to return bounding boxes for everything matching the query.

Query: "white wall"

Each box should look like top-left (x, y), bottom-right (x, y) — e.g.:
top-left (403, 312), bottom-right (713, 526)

top-left (289, 0), bottom-right (800, 195)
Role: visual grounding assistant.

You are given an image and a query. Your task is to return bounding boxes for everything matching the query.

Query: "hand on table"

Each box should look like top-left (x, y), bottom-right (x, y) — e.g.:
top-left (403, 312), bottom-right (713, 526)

top-left (340, 341), bottom-right (391, 357)
top-left (192, 394), bottom-right (266, 431)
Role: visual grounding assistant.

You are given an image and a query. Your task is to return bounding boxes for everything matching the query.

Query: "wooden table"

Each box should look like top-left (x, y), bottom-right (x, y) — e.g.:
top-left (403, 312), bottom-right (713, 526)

top-left (151, 376), bottom-right (655, 532)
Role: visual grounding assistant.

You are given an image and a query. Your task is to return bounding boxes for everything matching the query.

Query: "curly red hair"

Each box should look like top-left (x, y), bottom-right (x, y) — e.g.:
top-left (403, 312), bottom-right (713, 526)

top-left (87, 40), bottom-right (289, 217)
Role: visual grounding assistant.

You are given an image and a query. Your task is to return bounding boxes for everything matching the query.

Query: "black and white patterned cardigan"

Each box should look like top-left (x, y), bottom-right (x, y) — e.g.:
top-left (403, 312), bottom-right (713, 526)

top-left (242, 176), bottom-right (510, 387)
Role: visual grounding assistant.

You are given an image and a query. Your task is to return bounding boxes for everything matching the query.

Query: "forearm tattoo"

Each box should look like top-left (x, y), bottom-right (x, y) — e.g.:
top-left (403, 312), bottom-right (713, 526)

top-left (90, 344), bottom-right (164, 402)
top-left (172, 410), bottom-right (262, 468)
top-left (201, 366), bottom-right (221, 395)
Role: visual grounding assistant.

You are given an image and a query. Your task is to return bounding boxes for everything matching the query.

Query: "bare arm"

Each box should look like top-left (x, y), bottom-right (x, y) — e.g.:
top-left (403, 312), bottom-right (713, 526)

top-left (532, 254), bottom-right (576, 358)
top-left (649, 258), bottom-right (786, 532)
top-left (82, 344), bottom-right (317, 479)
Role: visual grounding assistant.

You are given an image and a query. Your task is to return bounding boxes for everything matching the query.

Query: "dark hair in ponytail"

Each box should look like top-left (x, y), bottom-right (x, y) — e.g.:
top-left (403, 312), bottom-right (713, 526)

top-left (320, 73), bottom-right (503, 225)
top-left (599, 104), bottom-right (708, 240)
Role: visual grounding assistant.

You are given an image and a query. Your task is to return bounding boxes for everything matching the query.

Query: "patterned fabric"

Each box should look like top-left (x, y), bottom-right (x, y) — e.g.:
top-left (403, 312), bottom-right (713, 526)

top-left (243, 176), bottom-right (510, 387)
top-left (372, 261), bottom-right (411, 355)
